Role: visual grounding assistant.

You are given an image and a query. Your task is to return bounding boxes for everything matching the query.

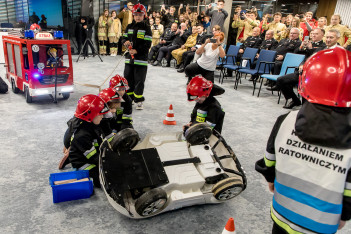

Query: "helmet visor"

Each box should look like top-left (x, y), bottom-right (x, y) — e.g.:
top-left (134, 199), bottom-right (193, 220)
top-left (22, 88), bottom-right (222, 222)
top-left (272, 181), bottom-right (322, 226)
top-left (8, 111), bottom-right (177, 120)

top-left (100, 102), bottom-right (110, 114)
top-left (187, 93), bottom-right (200, 102)
top-left (133, 12), bottom-right (145, 16)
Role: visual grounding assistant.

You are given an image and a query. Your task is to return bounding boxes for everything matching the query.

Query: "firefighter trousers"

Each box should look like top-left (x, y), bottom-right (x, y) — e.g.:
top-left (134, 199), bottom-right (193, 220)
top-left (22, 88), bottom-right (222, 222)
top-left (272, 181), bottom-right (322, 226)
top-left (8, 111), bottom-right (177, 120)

top-left (124, 64), bottom-right (147, 103)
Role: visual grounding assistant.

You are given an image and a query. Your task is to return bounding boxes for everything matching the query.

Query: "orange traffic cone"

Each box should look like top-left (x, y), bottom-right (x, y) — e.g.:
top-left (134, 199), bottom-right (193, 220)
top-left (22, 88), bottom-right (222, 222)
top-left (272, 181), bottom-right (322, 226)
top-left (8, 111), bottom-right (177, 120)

top-left (222, 217), bottom-right (236, 234)
top-left (163, 104), bottom-right (176, 125)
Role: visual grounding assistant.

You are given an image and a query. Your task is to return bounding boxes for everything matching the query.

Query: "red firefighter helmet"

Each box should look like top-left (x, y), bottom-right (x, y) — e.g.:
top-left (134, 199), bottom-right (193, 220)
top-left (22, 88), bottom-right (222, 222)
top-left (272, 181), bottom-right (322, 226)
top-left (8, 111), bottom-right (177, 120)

top-left (74, 94), bottom-right (109, 122)
top-left (30, 23), bottom-right (41, 31)
top-left (299, 47), bottom-right (351, 107)
top-left (109, 74), bottom-right (129, 91)
top-left (98, 88), bottom-right (124, 103)
top-left (186, 76), bottom-right (213, 101)
top-left (132, 3), bottom-right (146, 16)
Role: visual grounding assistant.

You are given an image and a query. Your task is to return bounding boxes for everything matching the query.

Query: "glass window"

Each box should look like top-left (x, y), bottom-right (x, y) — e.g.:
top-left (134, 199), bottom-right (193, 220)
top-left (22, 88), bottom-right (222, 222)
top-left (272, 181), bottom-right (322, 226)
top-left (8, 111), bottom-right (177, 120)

top-left (6, 43), bottom-right (15, 73)
top-left (14, 44), bottom-right (22, 78)
top-left (31, 44), bottom-right (70, 69)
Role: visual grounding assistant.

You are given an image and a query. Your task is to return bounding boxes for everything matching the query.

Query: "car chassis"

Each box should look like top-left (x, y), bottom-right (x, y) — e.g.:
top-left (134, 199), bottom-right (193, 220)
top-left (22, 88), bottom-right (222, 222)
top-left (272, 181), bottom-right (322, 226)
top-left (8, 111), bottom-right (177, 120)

top-left (99, 123), bottom-right (247, 218)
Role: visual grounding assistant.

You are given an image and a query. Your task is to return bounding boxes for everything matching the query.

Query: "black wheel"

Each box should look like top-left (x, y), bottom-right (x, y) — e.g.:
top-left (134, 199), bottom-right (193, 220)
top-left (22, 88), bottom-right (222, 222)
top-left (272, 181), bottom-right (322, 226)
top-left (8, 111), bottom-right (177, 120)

top-left (110, 128), bottom-right (139, 152)
top-left (11, 79), bottom-right (20, 94)
top-left (62, 93), bottom-right (70, 99)
top-left (185, 123), bottom-right (212, 145)
top-left (24, 86), bottom-right (32, 103)
top-left (135, 188), bottom-right (168, 217)
top-left (212, 177), bottom-right (244, 201)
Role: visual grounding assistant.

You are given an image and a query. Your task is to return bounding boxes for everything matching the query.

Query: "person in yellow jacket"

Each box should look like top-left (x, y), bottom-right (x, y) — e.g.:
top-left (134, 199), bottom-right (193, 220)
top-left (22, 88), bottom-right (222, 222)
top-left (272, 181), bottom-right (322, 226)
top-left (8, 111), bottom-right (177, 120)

top-left (171, 26), bottom-right (198, 68)
top-left (150, 17), bottom-right (164, 47)
top-left (117, 2), bottom-right (134, 52)
top-left (232, 11), bottom-right (259, 43)
top-left (262, 12), bottom-right (287, 41)
top-left (98, 9), bottom-right (109, 55)
top-left (325, 14), bottom-right (351, 48)
top-left (281, 17), bottom-right (304, 40)
top-left (108, 10), bottom-right (122, 57)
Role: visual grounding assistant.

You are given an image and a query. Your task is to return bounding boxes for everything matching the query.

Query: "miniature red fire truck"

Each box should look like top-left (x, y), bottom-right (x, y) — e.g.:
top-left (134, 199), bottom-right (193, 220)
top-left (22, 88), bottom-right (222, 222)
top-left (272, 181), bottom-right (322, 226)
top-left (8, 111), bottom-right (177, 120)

top-left (2, 30), bottom-right (73, 103)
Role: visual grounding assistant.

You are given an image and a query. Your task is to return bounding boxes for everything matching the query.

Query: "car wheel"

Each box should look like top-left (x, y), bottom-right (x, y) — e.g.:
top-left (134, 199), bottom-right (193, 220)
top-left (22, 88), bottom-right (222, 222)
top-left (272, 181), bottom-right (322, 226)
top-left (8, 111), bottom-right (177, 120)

top-left (62, 93), bottom-right (70, 99)
top-left (185, 123), bottom-right (212, 145)
top-left (11, 79), bottom-right (20, 94)
top-left (135, 188), bottom-right (168, 217)
top-left (110, 128), bottom-right (139, 152)
top-left (212, 177), bottom-right (244, 201)
top-left (24, 86), bottom-right (32, 103)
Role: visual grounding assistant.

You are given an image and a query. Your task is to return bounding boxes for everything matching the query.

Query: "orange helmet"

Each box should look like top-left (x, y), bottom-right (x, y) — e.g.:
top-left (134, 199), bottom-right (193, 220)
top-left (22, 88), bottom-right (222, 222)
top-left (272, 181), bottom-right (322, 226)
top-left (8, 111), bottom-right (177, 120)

top-left (299, 47), bottom-right (351, 107)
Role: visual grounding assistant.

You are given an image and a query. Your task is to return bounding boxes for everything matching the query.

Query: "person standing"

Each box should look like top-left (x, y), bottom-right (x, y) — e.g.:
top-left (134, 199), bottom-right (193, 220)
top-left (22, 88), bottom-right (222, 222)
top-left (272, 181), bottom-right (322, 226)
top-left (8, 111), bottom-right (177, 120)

top-left (262, 12), bottom-right (287, 41)
top-left (232, 11), bottom-right (260, 43)
top-left (98, 9), bottom-right (109, 55)
top-left (325, 14), bottom-right (351, 48)
top-left (150, 17), bottom-right (164, 47)
top-left (122, 3), bottom-right (152, 110)
top-left (108, 10), bottom-right (122, 57)
top-left (206, 0), bottom-right (228, 35)
top-left (255, 47), bottom-right (351, 234)
top-left (118, 2), bottom-right (134, 53)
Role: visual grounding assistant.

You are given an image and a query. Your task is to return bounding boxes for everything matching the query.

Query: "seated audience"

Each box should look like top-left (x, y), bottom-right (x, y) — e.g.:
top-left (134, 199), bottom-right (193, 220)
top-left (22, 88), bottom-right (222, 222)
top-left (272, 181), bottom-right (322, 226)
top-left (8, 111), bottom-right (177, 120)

top-left (325, 14), bottom-right (351, 48)
top-left (172, 26), bottom-right (198, 69)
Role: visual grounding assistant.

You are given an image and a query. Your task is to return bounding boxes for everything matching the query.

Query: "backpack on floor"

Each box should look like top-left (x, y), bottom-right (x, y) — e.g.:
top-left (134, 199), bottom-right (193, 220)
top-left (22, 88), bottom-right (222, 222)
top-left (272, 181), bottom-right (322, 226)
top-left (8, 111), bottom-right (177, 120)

top-left (0, 77), bottom-right (9, 94)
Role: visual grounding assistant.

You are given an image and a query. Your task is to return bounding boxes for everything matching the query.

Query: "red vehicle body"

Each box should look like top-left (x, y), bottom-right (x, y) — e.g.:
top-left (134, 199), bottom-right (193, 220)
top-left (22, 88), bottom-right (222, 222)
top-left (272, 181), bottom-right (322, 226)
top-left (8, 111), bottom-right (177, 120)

top-left (2, 32), bottom-right (73, 102)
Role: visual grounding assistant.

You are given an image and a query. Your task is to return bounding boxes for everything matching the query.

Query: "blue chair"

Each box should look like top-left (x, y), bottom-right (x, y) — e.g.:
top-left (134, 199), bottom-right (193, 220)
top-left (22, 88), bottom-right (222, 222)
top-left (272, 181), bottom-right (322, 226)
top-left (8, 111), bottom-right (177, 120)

top-left (216, 45), bottom-right (240, 83)
top-left (223, 47), bottom-right (259, 84)
top-left (236, 50), bottom-right (277, 95)
top-left (236, 42), bottom-right (243, 47)
top-left (258, 53), bottom-right (305, 100)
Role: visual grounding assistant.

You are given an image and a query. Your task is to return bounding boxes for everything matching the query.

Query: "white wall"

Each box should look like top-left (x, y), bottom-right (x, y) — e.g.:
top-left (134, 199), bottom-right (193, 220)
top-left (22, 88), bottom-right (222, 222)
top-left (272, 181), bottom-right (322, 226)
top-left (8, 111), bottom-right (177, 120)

top-left (334, 0), bottom-right (351, 27)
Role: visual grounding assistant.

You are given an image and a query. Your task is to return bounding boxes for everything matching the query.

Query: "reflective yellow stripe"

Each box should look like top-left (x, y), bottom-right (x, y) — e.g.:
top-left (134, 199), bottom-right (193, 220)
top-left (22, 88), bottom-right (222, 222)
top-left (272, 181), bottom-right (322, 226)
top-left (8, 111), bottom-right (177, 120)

top-left (122, 116), bottom-right (132, 120)
top-left (344, 189), bottom-right (351, 197)
top-left (127, 92), bottom-right (134, 96)
top-left (86, 149), bottom-right (97, 159)
top-left (134, 93), bottom-right (143, 98)
top-left (84, 164), bottom-right (96, 170)
top-left (264, 156), bottom-right (276, 167)
top-left (271, 206), bottom-right (303, 234)
top-left (134, 62), bottom-right (148, 66)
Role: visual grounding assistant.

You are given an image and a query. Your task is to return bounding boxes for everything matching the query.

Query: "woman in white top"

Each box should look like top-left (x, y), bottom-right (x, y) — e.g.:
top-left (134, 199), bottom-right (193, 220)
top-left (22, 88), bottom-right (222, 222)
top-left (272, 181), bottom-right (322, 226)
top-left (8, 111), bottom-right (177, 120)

top-left (185, 32), bottom-right (225, 83)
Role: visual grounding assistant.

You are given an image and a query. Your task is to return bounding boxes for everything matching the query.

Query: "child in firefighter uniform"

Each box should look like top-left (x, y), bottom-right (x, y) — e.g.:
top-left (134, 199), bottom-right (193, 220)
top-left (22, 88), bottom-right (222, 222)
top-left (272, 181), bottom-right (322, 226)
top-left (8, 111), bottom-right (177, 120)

top-left (109, 74), bottom-right (133, 131)
top-left (184, 75), bottom-right (225, 133)
top-left (122, 3), bottom-right (152, 110)
top-left (98, 87), bottom-right (124, 138)
top-left (255, 47), bottom-right (351, 233)
top-left (62, 95), bottom-right (109, 187)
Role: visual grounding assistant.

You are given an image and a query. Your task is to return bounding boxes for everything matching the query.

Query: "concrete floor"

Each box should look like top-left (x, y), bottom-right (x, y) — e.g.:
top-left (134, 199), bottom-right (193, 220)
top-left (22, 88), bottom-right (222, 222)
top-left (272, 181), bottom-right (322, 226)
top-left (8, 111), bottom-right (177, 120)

top-left (0, 55), bottom-right (350, 234)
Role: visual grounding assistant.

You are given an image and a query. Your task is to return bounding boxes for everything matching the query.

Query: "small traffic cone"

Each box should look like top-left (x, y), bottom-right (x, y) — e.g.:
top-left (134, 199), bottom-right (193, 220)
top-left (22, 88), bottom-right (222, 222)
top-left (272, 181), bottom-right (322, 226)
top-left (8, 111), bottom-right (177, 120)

top-left (222, 217), bottom-right (236, 234)
top-left (163, 104), bottom-right (176, 125)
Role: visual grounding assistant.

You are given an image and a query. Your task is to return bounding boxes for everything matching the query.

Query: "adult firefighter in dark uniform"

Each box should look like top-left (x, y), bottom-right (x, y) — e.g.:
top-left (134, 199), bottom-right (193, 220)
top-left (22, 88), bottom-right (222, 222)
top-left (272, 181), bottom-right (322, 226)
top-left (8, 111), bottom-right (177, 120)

top-left (184, 75), bottom-right (225, 133)
top-left (109, 74), bottom-right (133, 131)
top-left (258, 30), bottom-right (278, 51)
top-left (64, 95), bottom-right (109, 187)
top-left (237, 27), bottom-right (262, 61)
top-left (122, 3), bottom-right (152, 110)
top-left (255, 47), bottom-right (351, 234)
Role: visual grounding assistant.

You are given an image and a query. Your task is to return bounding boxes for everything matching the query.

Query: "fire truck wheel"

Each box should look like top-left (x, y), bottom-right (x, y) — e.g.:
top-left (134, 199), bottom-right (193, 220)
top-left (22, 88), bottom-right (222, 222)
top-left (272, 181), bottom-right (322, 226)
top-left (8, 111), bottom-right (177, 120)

top-left (24, 86), bottom-right (32, 103)
top-left (212, 177), bottom-right (244, 201)
top-left (62, 93), bottom-right (70, 99)
top-left (11, 79), bottom-right (20, 94)
top-left (135, 188), bottom-right (168, 217)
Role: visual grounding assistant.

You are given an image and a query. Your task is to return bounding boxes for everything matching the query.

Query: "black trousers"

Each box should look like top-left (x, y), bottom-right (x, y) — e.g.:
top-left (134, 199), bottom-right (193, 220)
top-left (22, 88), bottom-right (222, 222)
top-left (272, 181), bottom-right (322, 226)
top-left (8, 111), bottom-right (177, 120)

top-left (273, 61), bottom-right (283, 75)
top-left (148, 43), bottom-right (163, 61)
top-left (185, 62), bottom-right (214, 83)
top-left (272, 222), bottom-right (288, 234)
top-left (182, 51), bottom-right (195, 68)
top-left (124, 64), bottom-right (148, 103)
top-left (276, 73), bottom-right (299, 103)
top-left (157, 45), bottom-right (179, 63)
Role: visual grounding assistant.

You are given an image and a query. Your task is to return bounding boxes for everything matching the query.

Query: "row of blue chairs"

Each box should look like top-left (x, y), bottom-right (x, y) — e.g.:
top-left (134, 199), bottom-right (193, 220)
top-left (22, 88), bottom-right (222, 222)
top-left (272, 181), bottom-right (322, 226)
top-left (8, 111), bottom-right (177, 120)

top-left (216, 45), bottom-right (305, 102)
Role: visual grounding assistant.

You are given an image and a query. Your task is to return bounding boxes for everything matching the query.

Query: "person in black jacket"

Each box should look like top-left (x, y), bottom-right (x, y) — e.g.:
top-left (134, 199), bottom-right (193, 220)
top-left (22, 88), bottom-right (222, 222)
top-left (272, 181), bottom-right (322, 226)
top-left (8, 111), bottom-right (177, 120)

top-left (122, 3), bottom-right (152, 110)
top-left (177, 24), bottom-right (210, 73)
top-left (184, 76), bottom-right (225, 134)
top-left (153, 22), bottom-right (189, 67)
top-left (75, 17), bottom-right (87, 55)
top-left (148, 23), bottom-right (178, 63)
top-left (59, 95), bottom-right (109, 187)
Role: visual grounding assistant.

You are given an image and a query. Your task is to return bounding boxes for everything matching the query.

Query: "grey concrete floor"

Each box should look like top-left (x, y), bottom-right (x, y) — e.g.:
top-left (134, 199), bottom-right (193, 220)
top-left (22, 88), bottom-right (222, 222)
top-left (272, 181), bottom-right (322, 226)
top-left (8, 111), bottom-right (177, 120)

top-left (0, 55), bottom-right (350, 234)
